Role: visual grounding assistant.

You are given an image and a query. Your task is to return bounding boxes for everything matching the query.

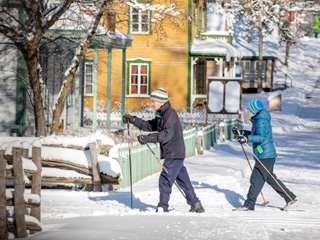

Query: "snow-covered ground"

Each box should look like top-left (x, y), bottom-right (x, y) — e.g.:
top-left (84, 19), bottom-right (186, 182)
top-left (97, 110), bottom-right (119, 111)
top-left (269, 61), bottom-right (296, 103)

top-left (18, 37), bottom-right (320, 240)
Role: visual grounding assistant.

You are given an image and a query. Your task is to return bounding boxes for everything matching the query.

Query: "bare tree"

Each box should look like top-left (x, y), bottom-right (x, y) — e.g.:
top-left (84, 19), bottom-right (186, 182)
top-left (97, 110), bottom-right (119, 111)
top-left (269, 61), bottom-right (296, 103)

top-left (0, 0), bottom-right (77, 136)
top-left (0, 0), bottom-right (188, 136)
top-left (235, 0), bottom-right (281, 92)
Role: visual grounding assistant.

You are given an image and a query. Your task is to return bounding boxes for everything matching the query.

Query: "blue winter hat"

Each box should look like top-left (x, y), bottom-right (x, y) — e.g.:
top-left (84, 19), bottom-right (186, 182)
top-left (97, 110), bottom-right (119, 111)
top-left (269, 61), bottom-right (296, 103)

top-left (248, 99), bottom-right (264, 114)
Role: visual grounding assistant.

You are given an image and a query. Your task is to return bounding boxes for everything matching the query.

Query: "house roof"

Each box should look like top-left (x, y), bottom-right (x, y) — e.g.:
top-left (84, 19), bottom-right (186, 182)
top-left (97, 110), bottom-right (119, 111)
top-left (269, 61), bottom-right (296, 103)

top-left (190, 39), bottom-right (239, 61)
top-left (45, 4), bottom-right (133, 49)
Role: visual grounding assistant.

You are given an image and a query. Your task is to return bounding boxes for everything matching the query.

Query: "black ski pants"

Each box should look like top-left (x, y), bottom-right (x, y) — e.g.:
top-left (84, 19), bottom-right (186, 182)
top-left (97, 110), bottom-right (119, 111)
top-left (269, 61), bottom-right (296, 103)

top-left (244, 158), bottom-right (296, 210)
top-left (157, 158), bottom-right (199, 212)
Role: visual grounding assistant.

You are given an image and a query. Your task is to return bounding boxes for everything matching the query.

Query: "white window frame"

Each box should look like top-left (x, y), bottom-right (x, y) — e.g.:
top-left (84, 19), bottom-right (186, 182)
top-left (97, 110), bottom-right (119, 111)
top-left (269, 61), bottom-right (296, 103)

top-left (130, 6), bottom-right (150, 34)
top-left (129, 63), bottom-right (149, 96)
top-left (84, 62), bottom-right (93, 97)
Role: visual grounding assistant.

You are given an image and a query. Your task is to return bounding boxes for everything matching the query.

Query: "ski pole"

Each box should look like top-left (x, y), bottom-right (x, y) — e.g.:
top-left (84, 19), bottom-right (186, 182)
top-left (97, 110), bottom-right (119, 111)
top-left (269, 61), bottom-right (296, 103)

top-left (244, 143), bottom-right (294, 202)
top-left (127, 119), bottom-right (133, 209)
top-left (240, 144), bottom-right (269, 205)
top-left (145, 143), bottom-right (190, 205)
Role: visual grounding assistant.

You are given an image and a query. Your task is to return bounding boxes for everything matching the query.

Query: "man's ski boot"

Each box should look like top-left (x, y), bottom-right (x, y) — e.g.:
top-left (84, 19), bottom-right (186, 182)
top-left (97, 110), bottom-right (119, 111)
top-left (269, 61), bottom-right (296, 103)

top-left (189, 201), bottom-right (205, 213)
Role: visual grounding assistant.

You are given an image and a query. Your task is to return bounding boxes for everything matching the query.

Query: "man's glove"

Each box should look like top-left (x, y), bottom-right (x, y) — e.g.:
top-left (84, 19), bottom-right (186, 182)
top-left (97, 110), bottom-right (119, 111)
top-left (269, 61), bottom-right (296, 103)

top-left (237, 136), bottom-right (247, 144)
top-left (137, 133), bottom-right (158, 145)
top-left (123, 114), bottom-right (135, 124)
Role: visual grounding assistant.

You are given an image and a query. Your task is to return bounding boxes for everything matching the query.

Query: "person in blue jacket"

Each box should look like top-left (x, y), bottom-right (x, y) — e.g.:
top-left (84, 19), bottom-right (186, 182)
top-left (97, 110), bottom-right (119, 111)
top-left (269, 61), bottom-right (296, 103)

top-left (123, 88), bottom-right (204, 213)
top-left (236, 99), bottom-right (297, 211)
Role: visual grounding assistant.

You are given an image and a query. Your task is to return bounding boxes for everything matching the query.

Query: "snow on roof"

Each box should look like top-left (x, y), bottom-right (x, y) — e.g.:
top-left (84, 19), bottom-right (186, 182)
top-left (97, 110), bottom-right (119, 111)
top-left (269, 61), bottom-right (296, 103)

top-left (49, 4), bottom-right (133, 41)
top-left (190, 39), bottom-right (239, 61)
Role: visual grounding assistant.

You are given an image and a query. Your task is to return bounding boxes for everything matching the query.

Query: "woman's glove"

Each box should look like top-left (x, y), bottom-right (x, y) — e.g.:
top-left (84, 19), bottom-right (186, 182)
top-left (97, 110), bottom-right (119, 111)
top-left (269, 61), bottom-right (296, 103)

top-left (237, 136), bottom-right (248, 144)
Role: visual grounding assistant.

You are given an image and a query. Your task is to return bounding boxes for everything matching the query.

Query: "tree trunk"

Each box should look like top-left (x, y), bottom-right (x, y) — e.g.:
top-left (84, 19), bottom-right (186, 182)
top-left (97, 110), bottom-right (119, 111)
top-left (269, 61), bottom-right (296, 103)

top-left (50, 1), bottom-right (108, 135)
top-left (257, 11), bottom-right (263, 93)
top-left (26, 48), bottom-right (47, 137)
top-left (285, 41), bottom-right (290, 67)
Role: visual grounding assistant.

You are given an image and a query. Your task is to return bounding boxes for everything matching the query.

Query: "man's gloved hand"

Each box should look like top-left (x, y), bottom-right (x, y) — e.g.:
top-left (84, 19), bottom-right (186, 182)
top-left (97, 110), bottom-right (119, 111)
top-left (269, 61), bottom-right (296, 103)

top-left (237, 136), bottom-right (248, 144)
top-left (123, 114), bottom-right (135, 124)
top-left (137, 133), bottom-right (158, 145)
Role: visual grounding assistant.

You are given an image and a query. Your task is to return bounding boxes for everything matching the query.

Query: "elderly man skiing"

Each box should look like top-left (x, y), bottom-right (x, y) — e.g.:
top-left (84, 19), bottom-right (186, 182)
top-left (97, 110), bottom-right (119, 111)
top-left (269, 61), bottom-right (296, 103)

top-left (123, 88), bottom-right (204, 213)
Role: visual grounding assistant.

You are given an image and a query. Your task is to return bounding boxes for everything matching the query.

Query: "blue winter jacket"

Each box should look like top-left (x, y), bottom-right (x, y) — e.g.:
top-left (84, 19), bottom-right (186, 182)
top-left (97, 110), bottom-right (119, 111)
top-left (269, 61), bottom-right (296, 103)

top-left (242, 109), bottom-right (277, 160)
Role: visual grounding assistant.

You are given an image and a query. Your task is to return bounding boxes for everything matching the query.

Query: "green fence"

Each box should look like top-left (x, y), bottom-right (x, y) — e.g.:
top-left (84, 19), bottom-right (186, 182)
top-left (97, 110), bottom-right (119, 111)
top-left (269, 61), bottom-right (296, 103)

top-left (223, 119), bottom-right (243, 141)
top-left (117, 128), bottom-right (197, 189)
top-left (117, 143), bottom-right (162, 189)
top-left (202, 123), bottom-right (217, 151)
top-left (183, 128), bottom-right (197, 158)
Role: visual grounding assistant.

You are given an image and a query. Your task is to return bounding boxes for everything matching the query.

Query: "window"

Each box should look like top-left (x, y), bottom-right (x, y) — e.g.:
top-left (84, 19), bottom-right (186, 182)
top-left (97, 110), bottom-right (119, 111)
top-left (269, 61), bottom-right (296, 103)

top-left (129, 4), bottom-right (151, 34)
top-left (84, 62), bottom-right (93, 96)
top-left (127, 59), bottom-right (151, 96)
top-left (241, 60), bottom-right (267, 83)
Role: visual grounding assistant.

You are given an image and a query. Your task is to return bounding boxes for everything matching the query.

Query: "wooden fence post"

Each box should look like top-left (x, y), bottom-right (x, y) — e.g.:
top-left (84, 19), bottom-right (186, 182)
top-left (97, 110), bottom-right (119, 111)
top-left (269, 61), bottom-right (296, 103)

top-left (13, 145), bottom-right (27, 238)
top-left (197, 135), bottom-right (202, 155)
top-left (90, 136), bottom-right (102, 192)
top-left (219, 122), bottom-right (224, 143)
top-left (30, 141), bottom-right (41, 234)
top-left (21, 142), bottom-right (30, 159)
top-left (0, 149), bottom-right (8, 240)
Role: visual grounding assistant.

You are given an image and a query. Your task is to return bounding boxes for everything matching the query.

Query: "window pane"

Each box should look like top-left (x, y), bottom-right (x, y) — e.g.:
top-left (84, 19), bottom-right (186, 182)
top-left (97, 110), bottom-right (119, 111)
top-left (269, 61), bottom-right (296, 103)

top-left (141, 65), bottom-right (147, 74)
top-left (141, 13), bottom-right (149, 22)
top-left (86, 75), bottom-right (92, 83)
top-left (131, 75), bottom-right (137, 84)
top-left (132, 24), bottom-right (139, 32)
top-left (86, 65), bottom-right (92, 73)
top-left (140, 75), bottom-right (148, 84)
top-left (86, 85), bottom-right (92, 94)
top-left (132, 15), bottom-right (139, 22)
top-left (131, 85), bottom-right (138, 94)
top-left (141, 24), bottom-right (149, 32)
top-left (131, 65), bottom-right (138, 74)
top-left (141, 86), bottom-right (147, 94)
top-left (132, 8), bottom-right (139, 14)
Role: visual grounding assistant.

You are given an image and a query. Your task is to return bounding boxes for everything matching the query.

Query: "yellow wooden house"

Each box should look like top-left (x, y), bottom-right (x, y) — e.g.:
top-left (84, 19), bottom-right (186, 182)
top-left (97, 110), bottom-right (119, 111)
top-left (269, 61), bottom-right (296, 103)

top-left (83, 0), bottom-right (207, 113)
top-left (83, 0), bottom-right (238, 126)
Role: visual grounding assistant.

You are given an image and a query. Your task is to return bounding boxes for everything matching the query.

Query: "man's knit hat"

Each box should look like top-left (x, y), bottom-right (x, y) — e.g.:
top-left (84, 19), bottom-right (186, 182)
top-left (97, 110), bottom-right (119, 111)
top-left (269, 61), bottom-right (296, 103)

top-left (248, 99), bottom-right (264, 114)
top-left (150, 88), bottom-right (169, 103)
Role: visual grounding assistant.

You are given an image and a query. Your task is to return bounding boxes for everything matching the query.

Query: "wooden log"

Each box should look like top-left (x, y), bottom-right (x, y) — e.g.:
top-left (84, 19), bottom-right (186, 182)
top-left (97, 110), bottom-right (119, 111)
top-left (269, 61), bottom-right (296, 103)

top-left (41, 176), bottom-right (93, 184)
top-left (6, 168), bottom-right (34, 179)
top-left (97, 139), bottom-right (102, 155)
top-left (90, 141), bottom-right (102, 192)
top-left (30, 145), bottom-right (41, 234)
top-left (41, 160), bottom-right (90, 175)
top-left (8, 216), bottom-right (42, 232)
top-left (0, 149), bottom-right (8, 240)
top-left (13, 147), bottom-right (27, 238)
top-left (6, 199), bottom-right (40, 208)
